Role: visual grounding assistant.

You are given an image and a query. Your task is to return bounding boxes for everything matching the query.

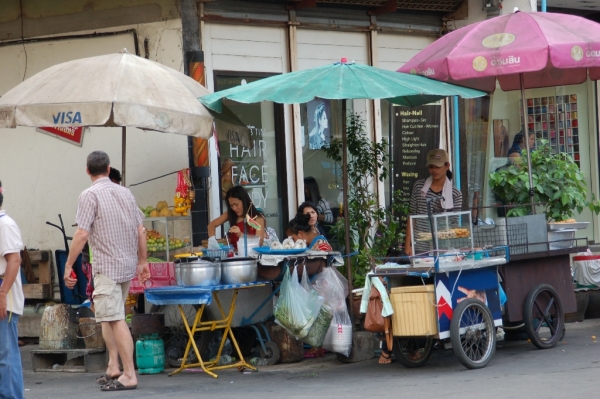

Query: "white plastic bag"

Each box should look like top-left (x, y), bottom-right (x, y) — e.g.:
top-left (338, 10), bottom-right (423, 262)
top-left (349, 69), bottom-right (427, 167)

top-left (274, 266), bottom-right (322, 339)
top-left (312, 267), bottom-right (352, 356)
top-left (322, 316), bottom-right (353, 357)
top-left (311, 267), bottom-right (348, 315)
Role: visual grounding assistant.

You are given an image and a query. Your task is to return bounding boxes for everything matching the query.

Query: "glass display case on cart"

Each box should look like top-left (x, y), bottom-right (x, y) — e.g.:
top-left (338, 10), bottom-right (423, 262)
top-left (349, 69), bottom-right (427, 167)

top-left (143, 216), bottom-right (193, 261)
top-left (410, 211), bottom-right (474, 258)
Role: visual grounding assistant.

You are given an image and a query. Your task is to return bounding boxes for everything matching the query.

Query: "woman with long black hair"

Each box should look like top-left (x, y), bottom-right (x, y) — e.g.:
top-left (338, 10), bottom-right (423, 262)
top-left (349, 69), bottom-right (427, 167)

top-left (207, 186), bottom-right (266, 249)
top-left (304, 177), bottom-right (334, 225)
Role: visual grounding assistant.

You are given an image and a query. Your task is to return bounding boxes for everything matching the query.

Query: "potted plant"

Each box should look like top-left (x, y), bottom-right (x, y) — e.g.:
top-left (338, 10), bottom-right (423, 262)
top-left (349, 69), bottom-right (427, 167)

top-left (489, 140), bottom-right (600, 222)
top-left (323, 113), bottom-right (408, 289)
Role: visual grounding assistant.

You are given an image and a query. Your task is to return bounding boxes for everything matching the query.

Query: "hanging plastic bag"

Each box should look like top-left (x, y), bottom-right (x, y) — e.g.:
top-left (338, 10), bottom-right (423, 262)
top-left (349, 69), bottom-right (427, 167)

top-left (311, 267), bottom-right (348, 315)
top-left (174, 169), bottom-right (192, 216)
top-left (322, 304), bottom-right (353, 357)
top-left (312, 267), bottom-right (352, 356)
top-left (298, 265), bottom-right (325, 338)
top-left (302, 305), bottom-right (333, 348)
top-left (299, 266), bottom-right (330, 347)
top-left (274, 266), bottom-right (321, 339)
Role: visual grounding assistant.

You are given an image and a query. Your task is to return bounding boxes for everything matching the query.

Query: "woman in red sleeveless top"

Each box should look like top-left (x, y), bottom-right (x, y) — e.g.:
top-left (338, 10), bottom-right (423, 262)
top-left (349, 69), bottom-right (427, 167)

top-left (207, 186), bottom-right (266, 248)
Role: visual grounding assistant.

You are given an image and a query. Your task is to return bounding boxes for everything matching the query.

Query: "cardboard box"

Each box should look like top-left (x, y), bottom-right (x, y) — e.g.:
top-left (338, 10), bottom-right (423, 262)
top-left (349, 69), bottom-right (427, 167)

top-left (390, 285), bottom-right (437, 336)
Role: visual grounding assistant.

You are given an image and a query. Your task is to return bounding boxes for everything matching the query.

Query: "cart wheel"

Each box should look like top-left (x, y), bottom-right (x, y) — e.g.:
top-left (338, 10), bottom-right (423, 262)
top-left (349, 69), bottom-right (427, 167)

top-left (450, 298), bottom-right (496, 369)
top-left (392, 337), bottom-right (434, 368)
top-left (259, 341), bottom-right (280, 365)
top-left (523, 283), bottom-right (564, 349)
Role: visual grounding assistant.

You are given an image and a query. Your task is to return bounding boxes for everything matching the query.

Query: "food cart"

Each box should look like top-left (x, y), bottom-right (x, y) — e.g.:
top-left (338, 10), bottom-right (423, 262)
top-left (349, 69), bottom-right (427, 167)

top-left (499, 238), bottom-right (585, 349)
top-left (370, 204), bottom-right (585, 370)
top-left (144, 281), bottom-right (272, 378)
top-left (372, 209), bottom-right (507, 369)
top-left (133, 247), bottom-right (345, 378)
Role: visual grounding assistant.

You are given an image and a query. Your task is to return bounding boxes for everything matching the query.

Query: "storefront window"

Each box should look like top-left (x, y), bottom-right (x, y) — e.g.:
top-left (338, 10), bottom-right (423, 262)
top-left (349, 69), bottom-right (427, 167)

top-left (462, 97), bottom-right (490, 221)
top-left (466, 82), bottom-right (592, 228)
top-left (214, 74), bottom-right (287, 237)
top-left (300, 100), bottom-right (346, 237)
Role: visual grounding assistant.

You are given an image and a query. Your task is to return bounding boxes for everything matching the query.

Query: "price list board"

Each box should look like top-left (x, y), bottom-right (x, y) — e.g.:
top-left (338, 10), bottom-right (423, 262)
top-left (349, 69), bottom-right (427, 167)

top-left (392, 105), bottom-right (441, 222)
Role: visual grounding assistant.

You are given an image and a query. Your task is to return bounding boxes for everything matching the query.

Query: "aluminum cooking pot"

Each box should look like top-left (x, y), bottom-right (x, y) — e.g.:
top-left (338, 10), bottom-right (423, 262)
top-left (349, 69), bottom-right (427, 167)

top-left (175, 256), bottom-right (221, 287)
top-left (220, 257), bottom-right (257, 285)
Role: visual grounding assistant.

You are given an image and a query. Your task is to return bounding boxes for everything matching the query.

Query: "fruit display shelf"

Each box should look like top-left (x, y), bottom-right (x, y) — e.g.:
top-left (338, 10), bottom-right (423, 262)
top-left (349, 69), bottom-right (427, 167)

top-left (143, 216), bottom-right (193, 262)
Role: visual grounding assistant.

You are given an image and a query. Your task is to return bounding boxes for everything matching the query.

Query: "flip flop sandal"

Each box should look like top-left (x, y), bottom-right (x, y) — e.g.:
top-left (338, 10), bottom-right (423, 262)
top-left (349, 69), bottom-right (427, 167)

top-left (378, 350), bottom-right (393, 364)
top-left (95, 374), bottom-right (118, 385)
top-left (100, 381), bottom-right (137, 391)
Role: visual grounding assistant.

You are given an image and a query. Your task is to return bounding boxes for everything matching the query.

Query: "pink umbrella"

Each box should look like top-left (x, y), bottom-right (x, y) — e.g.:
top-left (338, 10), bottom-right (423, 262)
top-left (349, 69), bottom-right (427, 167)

top-left (399, 10), bottom-right (600, 202)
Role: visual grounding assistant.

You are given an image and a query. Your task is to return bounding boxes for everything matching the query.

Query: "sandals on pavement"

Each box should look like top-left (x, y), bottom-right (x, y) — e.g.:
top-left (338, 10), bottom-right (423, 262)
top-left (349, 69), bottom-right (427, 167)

top-left (100, 380), bottom-right (137, 391)
top-left (95, 373), bottom-right (119, 385)
top-left (378, 349), bottom-right (393, 364)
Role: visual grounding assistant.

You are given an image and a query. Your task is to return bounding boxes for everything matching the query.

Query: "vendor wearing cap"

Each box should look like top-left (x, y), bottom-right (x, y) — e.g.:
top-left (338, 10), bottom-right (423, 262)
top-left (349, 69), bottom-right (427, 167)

top-left (404, 149), bottom-right (462, 256)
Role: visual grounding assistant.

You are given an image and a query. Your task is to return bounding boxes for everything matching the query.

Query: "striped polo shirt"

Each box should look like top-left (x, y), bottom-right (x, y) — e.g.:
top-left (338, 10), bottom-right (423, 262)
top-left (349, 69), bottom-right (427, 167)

top-left (409, 179), bottom-right (463, 254)
top-left (76, 177), bottom-right (144, 283)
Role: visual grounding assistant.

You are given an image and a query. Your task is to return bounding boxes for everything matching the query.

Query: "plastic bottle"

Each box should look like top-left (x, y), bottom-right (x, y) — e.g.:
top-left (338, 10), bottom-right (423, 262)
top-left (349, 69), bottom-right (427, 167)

top-left (249, 357), bottom-right (269, 366)
top-left (217, 355), bottom-right (235, 365)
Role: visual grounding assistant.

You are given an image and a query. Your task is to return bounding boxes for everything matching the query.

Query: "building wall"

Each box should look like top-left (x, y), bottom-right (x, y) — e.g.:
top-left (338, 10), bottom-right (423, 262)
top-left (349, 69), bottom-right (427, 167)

top-left (7, 0), bottom-right (583, 250)
top-left (202, 23), bottom-right (290, 225)
top-left (0, 18), bottom-right (189, 251)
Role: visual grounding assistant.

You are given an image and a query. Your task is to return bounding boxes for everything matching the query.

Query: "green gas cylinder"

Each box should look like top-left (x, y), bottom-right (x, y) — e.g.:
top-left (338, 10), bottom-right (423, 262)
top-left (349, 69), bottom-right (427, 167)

top-left (135, 333), bottom-right (165, 374)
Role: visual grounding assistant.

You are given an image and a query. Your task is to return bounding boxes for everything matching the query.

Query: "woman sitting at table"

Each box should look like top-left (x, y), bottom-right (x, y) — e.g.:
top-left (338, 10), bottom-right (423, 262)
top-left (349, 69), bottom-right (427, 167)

top-left (288, 214), bottom-right (333, 252)
top-left (297, 201), bottom-right (326, 236)
top-left (257, 214), bottom-right (331, 281)
top-left (207, 186), bottom-right (266, 249)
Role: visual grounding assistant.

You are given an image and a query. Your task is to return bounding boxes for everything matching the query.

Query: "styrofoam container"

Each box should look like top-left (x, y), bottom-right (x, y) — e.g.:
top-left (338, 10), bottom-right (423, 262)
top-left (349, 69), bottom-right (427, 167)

top-left (323, 323), bottom-right (352, 346)
top-left (548, 229), bottom-right (575, 250)
top-left (237, 235), bottom-right (261, 257)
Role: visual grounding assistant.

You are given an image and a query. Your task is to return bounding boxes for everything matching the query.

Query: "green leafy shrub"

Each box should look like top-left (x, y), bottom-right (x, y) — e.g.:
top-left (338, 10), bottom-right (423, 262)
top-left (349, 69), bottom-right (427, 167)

top-left (489, 140), bottom-right (600, 221)
top-left (323, 113), bottom-right (408, 287)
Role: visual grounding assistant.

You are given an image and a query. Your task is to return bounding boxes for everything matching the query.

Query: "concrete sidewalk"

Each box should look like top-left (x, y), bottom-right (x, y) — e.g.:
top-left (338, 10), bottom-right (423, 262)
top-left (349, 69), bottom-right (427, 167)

top-left (19, 318), bottom-right (600, 398)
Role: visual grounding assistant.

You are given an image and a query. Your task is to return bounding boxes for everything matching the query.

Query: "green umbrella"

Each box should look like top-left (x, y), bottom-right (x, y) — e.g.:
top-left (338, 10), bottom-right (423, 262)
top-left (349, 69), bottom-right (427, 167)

top-left (199, 60), bottom-right (486, 317)
top-left (200, 60), bottom-right (485, 112)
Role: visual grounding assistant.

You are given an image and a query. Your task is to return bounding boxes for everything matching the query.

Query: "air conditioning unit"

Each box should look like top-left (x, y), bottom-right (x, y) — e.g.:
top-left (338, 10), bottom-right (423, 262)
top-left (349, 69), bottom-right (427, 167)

top-left (483, 0), bottom-right (501, 12)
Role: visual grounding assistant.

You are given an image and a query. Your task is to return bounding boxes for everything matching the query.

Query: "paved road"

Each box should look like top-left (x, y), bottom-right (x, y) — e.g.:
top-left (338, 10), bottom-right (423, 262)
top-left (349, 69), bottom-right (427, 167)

top-left (22, 319), bottom-right (600, 399)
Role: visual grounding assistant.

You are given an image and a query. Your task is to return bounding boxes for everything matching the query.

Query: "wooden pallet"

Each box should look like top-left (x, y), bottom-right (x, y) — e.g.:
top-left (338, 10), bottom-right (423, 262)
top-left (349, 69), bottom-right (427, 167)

top-left (31, 349), bottom-right (107, 373)
top-left (21, 249), bottom-right (53, 300)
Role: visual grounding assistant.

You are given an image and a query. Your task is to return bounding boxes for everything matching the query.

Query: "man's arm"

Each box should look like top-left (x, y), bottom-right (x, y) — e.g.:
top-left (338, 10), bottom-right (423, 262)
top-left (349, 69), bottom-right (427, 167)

top-left (136, 225), bottom-right (150, 283)
top-left (0, 252), bottom-right (21, 320)
top-left (64, 227), bottom-right (89, 289)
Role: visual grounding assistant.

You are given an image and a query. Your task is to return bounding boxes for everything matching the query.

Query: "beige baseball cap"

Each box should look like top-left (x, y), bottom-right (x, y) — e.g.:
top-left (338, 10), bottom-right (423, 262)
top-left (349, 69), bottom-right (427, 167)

top-left (426, 149), bottom-right (449, 167)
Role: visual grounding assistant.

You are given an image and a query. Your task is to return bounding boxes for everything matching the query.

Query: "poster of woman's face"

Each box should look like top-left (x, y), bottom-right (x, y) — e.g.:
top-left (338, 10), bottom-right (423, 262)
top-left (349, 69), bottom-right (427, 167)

top-left (307, 99), bottom-right (330, 150)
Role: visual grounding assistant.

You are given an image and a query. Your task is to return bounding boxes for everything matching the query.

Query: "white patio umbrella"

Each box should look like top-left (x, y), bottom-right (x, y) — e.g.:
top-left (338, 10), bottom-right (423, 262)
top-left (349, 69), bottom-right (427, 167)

top-left (0, 49), bottom-right (246, 184)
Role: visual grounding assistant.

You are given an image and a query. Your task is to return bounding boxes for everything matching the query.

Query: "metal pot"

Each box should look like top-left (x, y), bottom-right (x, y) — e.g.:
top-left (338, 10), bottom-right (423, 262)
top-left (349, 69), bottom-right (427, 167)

top-left (220, 257), bottom-right (257, 285)
top-left (175, 256), bottom-right (221, 287)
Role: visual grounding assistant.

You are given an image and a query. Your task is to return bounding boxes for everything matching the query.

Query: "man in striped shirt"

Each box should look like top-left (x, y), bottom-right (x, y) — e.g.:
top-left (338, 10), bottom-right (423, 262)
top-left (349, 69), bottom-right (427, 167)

top-left (404, 149), bottom-right (462, 256)
top-left (64, 151), bottom-right (149, 392)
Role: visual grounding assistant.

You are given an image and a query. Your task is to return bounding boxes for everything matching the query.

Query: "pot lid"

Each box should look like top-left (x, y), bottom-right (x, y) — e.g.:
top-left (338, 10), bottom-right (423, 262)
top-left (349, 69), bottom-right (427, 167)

top-left (220, 256), bottom-right (256, 263)
top-left (175, 256), bottom-right (220, 264)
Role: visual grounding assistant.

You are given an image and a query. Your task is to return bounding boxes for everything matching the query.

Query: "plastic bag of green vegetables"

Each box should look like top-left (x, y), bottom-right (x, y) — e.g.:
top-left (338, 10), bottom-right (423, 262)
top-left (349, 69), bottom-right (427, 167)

top-left (274, 266), bottom-right (323, 339)
top-left (302, 304), bottom-right (333, 347)
top-left (298, 264), bottom-right (328, 342)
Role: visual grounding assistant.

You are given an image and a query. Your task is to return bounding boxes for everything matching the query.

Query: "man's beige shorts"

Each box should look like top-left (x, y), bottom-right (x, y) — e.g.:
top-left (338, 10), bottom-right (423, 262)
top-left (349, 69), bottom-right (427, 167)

top-left (92, 273), bottom-right (130, 322)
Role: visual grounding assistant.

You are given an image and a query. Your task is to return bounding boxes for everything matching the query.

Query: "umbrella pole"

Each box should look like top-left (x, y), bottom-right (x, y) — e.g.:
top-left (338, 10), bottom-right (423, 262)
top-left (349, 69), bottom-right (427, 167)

top-left (122, 126), bottom-right (126, 186)
top-left (520, 74), bottom-right (535, 211)
top-left (342, 115), bottom-right (354, 322)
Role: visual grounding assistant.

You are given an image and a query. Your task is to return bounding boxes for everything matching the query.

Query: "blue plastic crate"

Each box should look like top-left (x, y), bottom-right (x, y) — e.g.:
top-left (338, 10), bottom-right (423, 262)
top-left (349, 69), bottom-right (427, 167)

top-left (202, 246), bottom-right (233, 258)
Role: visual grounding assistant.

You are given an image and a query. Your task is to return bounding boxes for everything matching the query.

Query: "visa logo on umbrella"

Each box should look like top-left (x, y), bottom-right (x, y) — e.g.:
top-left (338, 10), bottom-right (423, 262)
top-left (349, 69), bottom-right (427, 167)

top-left (52, 111), bottom-right (82, 124)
